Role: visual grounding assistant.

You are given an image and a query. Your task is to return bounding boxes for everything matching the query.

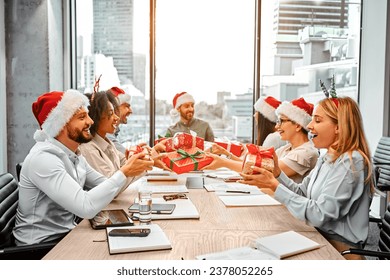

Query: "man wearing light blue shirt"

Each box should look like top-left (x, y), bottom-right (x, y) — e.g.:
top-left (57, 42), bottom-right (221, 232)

top-left (13, 90), bottom-right (153, 245)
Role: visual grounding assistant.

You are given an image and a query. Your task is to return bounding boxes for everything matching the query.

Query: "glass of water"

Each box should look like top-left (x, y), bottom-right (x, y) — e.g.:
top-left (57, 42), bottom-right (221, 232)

top-left (138, 187), bottom-right (152, 225)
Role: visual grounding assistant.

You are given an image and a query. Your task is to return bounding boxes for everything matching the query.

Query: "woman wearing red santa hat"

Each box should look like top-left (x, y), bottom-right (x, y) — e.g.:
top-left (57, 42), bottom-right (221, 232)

top-left (203, 97), bottom-right (319, 183)
top-left (13, 90), bottom-right (154, 246)
top-left (164, 91), bottom-right (215, 141)
top-left (204, 96), bottom-right (287, 161)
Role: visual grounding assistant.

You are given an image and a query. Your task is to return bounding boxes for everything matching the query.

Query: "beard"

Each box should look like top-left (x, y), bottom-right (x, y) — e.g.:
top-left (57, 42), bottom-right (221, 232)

top-left (180, 110), bottom-right (193, 122)
top-left (67, 125), bottom-right (93, 144)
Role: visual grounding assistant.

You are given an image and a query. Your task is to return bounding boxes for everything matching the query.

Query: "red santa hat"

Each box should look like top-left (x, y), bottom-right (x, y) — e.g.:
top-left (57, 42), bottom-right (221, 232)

top-left (170, 91), bottom-right (195, 117)
top-left (109, 86), bottom-right (131, 105)
top-left (276, 97), bottom-right (314, 129)
top-left (32, 90), bottom-right (90, 141)
top-left (253, 96), bottom-right (281, 123)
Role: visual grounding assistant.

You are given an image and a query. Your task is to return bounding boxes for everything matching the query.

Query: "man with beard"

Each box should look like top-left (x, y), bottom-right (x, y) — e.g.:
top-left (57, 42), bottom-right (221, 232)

top-left (106, 86), bottom-right (133, 154)
top-left (13, 90), bottom-right (153, 246)
top-left (165, 91), bottom-right (214, 141)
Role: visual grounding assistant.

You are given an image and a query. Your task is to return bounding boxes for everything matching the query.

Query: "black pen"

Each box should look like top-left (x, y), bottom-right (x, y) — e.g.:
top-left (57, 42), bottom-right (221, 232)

top-left (226, 190), bottom-right (251, 194)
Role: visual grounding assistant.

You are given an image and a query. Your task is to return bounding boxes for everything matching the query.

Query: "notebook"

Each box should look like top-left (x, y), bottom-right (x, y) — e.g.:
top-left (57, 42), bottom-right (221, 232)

top-left (89, 209), bottom-right (134, 229)
top-left (106, 224), bottom-right (172, 254)
top-left (196, 246), bottom-right (278, 260)
top-left (218, 194), bottom-right (281, 206)
top-left (254, 231), bottom-right (321, 259)
top-left (195, 231), bottom-right (321, 260)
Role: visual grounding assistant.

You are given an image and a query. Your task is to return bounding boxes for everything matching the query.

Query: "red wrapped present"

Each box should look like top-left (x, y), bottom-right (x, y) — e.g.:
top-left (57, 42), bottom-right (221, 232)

top-left (154, 137), bottom-right (174, 152)
top-left (172, 132), bottom-right (204, 150)
top-left (214, 139), bottom-right (243, 157)
top-left (162, 147), bottom-right (213, 174)
top-left (126, 145), bottom-right (150, 160)
top-left (242, 144), bottom-right (274, 175)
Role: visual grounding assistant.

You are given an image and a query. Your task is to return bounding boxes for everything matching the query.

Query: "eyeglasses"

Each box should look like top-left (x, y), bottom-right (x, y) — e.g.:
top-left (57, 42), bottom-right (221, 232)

top-left (163, 193), bottom-right (188, 201)
top-left (276, 118), bottom-right (294, 125)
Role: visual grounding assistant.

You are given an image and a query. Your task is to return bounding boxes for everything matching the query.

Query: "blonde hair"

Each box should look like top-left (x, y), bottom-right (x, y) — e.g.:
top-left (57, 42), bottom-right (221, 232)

top-left (318, 97), bottom-right (373, 191)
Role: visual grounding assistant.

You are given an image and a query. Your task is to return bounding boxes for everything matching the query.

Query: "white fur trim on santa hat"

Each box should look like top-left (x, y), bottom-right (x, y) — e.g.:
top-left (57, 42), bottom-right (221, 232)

top-left (174, 92), bottom-right (194, 110)
top-left (254, 99), bottom-right (278, 122)
top-left (170, 108), bottom-right (179, 117)
top-left (276, 101), bottom-right (312, 129)
top-left (40, 89), bottom-right (89, 139)
top-left (118, 92), bottom-right (131, 105)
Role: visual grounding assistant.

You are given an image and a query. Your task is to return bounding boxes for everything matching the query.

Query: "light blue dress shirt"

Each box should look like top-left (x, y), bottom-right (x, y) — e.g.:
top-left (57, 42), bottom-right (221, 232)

top-left (274, 151), bottom-right (372, 246)
top-left (13, 137), bottom-right (127, 245)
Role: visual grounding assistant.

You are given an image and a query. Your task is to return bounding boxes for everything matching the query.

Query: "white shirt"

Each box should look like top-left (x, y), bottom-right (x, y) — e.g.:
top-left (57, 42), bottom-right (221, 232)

top-left (79, 134), bottom-right (140, 194)
top-left (274, 151), bottom-right (372, 246)
top-left (13, 137), bottom-right (127, 245)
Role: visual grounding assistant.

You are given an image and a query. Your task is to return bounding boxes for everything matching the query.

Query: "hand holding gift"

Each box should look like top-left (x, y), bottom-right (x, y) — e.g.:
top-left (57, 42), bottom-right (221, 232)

top-left (162, 147), bottom-right (213, 174)
top-left (242, 144), bottom-right (274, 175)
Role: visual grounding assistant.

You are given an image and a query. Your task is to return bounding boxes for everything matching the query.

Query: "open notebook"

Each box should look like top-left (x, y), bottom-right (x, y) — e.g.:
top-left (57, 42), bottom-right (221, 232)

top-left (106, 224), bottom-right (172, 254)
top-left (254, 231), bottom-right (321, 259)
top-left (196, 231), bottom-right (321, 260)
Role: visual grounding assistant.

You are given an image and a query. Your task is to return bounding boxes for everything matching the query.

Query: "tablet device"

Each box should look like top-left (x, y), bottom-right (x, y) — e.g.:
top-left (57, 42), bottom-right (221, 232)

top-left (89, 209), bottom-right (134, 229)
top-left (128, 203), bottom-right (176, 214)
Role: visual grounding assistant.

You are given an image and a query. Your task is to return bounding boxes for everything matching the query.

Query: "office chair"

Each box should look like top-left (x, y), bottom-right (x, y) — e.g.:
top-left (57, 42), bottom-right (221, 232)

top-left (341, 202), bottom-right (390, 260)
top-left (16, 162), bottom-right (23, 182)
top-left (0, 173), bottom-right (57, 260)
top-left (369, 137), bottom-right (390, 224)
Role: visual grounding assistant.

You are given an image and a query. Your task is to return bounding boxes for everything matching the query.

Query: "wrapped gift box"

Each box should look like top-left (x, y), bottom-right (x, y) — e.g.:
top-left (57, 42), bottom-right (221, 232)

top-left (214, 139), bottom-right (243, 157)
top-left (172, 133), bottom-right (204, 150)
top-left (154, 137), bottom-right (174, 152)
top-left (162, 147), bottom-right (213, 174)
top-left (126, 145), bottom-right (150, 160)
top-left (242, 144), bottom-right (274, 175)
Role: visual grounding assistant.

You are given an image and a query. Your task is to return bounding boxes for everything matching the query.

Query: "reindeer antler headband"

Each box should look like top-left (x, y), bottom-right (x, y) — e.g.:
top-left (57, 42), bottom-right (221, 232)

top-left (320, 74), bottom-right (338, 107)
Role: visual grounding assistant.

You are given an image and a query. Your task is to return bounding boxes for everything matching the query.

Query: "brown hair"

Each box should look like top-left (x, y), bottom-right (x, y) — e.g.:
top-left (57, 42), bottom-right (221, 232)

top-left (85, 91), bottom-right (119, 136)
top-left (256, 112), bottom-right (277, 146)
top-left (318, 97), bottom-right (373, 190)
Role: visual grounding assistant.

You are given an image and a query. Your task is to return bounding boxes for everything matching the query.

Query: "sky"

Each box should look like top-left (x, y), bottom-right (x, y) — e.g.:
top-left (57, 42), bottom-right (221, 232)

top-left (77, 0), bottom-right (274, 103)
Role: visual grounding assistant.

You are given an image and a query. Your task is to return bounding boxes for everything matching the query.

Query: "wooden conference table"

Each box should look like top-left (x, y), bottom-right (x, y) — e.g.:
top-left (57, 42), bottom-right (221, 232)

top-left (43, 174), bottom-right (344, 260)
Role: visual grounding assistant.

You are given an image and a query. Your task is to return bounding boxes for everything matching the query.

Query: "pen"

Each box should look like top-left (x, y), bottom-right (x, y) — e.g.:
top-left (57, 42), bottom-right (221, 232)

top-left (226, 190), bottom-right (251, 194)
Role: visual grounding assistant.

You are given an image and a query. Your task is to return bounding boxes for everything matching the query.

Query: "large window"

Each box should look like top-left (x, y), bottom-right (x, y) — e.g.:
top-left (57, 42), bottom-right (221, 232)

top-left (260, 0), bottom-right (362, 105)
top-left (74, 0), bottom-right (361, 147)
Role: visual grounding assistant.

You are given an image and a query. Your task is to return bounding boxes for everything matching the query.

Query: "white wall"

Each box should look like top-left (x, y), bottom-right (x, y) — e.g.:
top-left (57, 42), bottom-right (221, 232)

top-left (0, 0), bottom-right (7, 173)
top-left (359, 0), bottom-right (388, 153)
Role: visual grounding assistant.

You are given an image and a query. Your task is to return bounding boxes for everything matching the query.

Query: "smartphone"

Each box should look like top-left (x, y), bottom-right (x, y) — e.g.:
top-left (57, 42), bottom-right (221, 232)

top-left (108, 228), bottom-right (151, 237)
top-left (128, 203), bottom-right (176, 214)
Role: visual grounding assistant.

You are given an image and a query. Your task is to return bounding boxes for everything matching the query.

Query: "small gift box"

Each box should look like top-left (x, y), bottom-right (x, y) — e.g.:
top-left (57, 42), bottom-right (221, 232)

top-left (172, 132), bottom-right (204, 150)
top-left (162, 147), bottom-right (213, 174)
top-left (214, 138), bottom-right (243, 157)
top-left (126, 145), bottom-right (150, 160)
top-left (154, 137), bottom-right (174, 152)
top-left (242, 144), bottom-right (274, 175)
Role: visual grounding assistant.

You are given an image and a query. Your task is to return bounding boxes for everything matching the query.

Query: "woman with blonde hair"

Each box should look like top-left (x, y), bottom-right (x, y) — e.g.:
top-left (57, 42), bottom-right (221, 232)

top-left (239, 96), bottom-right (373, 260)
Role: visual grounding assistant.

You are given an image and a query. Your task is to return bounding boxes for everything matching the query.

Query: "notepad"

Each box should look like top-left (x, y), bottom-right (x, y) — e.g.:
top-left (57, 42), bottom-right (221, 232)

top-left (218, 194), bottom-right (281, 206)
top-left (106, 224), bottom-right (172, 254)
top-left (254, 231), bottom-right (321, 259)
